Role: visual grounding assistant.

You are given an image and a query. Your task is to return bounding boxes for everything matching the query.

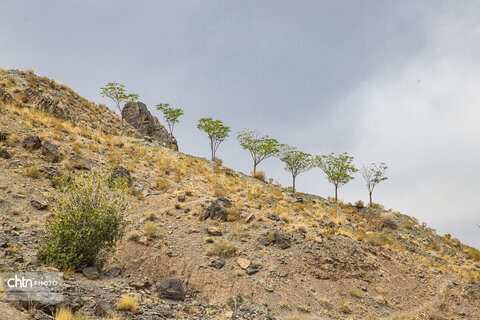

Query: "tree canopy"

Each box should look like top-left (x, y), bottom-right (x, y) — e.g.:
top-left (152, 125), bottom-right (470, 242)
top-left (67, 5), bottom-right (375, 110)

top-left (361, 162), bottom-right (388, 206)
top-left (237, 129), bottom-right (281, 174)
top-left (100, 82), bottom-right (139, 135)
top-left (316, 152), bottom-right (358, 201)
top-left (156, 103), bottom-right (184, 146)
top-left (197, 118), bottom-right (231, 161)
top-left (279, 145), bottom-right (315, 193)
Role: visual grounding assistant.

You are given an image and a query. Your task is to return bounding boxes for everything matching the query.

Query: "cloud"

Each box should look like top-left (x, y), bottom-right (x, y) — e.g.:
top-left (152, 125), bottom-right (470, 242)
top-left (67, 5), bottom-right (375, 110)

top-left (328, 4), bottom-right (480, 247)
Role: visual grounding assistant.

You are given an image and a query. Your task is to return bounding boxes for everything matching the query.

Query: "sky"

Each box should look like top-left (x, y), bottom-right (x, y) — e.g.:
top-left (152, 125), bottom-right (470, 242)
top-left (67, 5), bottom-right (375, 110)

top-left (1, 1), bottom-right (479, 248)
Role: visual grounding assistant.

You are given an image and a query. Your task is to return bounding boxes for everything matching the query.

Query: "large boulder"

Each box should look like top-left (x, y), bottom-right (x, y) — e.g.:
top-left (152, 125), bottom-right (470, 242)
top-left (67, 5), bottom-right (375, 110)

top-left (156, 278), bottom-right (186, 301)
top-left (42, 141), bottom-right (63, 162)
top-left (122, 101), bottom-right (178, 150)
top-left (202, 197), bottom-right (232, 222)
top-left (22, 135), bottom-right (42, 150)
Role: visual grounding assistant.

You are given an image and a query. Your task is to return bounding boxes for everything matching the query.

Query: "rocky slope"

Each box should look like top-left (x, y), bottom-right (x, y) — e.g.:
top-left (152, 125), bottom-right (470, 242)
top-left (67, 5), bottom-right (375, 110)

top-left (0, 69), bottom-right (479, 319)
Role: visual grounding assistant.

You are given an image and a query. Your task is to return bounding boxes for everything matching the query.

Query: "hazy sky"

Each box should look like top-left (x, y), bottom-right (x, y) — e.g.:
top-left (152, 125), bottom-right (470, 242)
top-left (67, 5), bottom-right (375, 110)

top-left (1, 1), bottom-right (479, 248)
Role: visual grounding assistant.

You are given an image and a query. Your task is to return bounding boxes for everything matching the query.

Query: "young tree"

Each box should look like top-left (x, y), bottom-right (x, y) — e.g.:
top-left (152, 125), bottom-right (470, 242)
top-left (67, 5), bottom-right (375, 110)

top-left (279, 145), bottom-right (315, 193)
top-left (237, 129), bottom-right (281, 174)
top-left (361, 162), bottom-right (388, 206)
top-left (197, 118), bottom-right (231, 161)
top-left (316, 152), bottom-right (358, 201)
top-left (100, 83), bottom-right (139, 135)
top-left (156, 103), bottom-right (184, 146)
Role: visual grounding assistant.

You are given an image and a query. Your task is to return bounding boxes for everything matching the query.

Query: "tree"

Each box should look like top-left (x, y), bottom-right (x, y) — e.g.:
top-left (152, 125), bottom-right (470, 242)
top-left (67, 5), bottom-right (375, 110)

top-left (316, 152), bottom-right (358, 201)
top-left (197, 118), bottom-right (231, 161)
top-left (156, 103), bottom-right (184, 146)
top-left (279, 145), bottom-right (315, 193)
top-left (100, 83), bottom-right (139, 135)
top-left (237, 129), bottom-right (281, 174)
top-left (361, 162), bottom-right (388, 206)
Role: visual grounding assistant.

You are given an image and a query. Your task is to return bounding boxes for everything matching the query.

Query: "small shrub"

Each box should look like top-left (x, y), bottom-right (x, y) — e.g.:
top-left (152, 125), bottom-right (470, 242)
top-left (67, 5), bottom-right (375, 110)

top-left (213, 158), bottom-right (223, 166)
top-left (369, 202), bottom-right (384, 209)
top-left (154, 178), bottom-right (170, 191)
top-left (144, 221), bottom-right (157, 239)
top-left (251, 171), bottom-right (266, 182)
top-left (72, 141), bottom-right (82, 155)
top-left (465, 247), bottom-right (480, 262)
top-left (38, 170), bottom-right (131, 270)
top-left (206, 239), bottom-right (238, 257)
top-left (429, 241), bottom-right (440, 251)
top-left (354, 200), bottom-right (364, 208)
top-left (338, 298), bottom-right (351, 313)
top-left (117, 294), bottom-right (138, 313)
top-left (403, 220), bottom-right (413, 229)
top-left (213, 184), bottom-right (227, 197)
top-left (22, 165), bottom-right (39, 179)
top-left (349, 289), bottom-right (362, 297)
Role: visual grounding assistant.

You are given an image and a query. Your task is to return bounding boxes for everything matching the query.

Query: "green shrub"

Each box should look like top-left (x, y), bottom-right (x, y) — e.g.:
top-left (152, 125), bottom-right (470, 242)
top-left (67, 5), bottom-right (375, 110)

top-left (38, 170), bottom-right (131, 270)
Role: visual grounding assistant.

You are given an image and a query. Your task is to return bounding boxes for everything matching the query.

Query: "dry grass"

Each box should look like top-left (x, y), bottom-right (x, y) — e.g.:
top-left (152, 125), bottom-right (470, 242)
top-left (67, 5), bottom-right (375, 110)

top-left (154, 178), bottom-right (170, 191)
top-left (22, 165), bottom-right (39, 179)
top-left (206, 239), bottom-right (238, 257)
top-left (251, 171), bottom-right (266, 181)
top-left (144, 221), bottom-right (158, 239)
top-left (116, 294), bottom-right (138, 313)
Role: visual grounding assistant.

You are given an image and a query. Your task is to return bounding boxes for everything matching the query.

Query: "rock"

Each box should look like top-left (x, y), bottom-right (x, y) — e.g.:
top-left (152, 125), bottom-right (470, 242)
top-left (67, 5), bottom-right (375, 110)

top-left (274, 230), bottom-right (291, 249)
top-left (210, 258), bottom-right (226, 269)
top-left (129, 277), bottom-right (151, 289)
top-left (94, 300), bottom-right (112, 317)
top-left (267, 213), bottom-right (280, 221)
top-left (41, 141), bottom-right (62, 162)
top-left (109, 166), bottom-right (132, 186)
top-left (82, 266), bottom-right (100, 279)
top-left (294, 197), bottom-right (304, 203)
top-left (68, 155), bottom-right (92, 170)
top-left (30, 199), bottom-right (48, 210)
top-left (257, 237), bottom-right (270, 247)
top-left (0, 87), bottom-right (13, 104)
top-left (207, 226), bottom-right (222, 236)
top-left (22, 136), bottom-right (42, 150)
top-left (156, 278), bottom-right (186, 301)
top-left (246, 267), bottom-right (259, 275)
top-left (187, 228), bottom-right (199, 234)
top-left (202, 197), bottom-right (232, 221)
top-left (0, 239), bottom-right (8, 248)
top-left (178, 195), bottom-right (186, 202)
top-left (122, 101), bottom-right (178, 150)
top-left (0, 148), bottom-right (12, 159)
top-left (62, 295), bottom-right (85, 312)
top-left (237, 258), bottom-right (251, 269)
top-left (105, 267), bottom-right (121, 277)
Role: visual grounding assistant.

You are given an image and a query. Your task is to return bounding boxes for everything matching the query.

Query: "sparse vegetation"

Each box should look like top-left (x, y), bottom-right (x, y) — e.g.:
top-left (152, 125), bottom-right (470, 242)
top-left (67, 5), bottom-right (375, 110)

top-left (100, 82), bottom-right (139, 135)
top-left (237, 129), bottom-right (281, 174)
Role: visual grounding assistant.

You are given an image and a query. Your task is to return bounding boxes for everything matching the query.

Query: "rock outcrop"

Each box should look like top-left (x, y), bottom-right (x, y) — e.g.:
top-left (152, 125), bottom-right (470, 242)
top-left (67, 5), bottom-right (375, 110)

top-left (122, 101), bottom-right (178, 150)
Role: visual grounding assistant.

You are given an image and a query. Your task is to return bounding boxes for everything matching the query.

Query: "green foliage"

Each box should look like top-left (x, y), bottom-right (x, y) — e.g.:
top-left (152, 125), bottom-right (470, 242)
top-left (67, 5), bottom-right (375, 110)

top-left (197, 117), bottom-right (231, 161)
top-left (279, 145), bottom-right (315, 193)
top-left (100, 82), bottom-right (139, 134)
top-left (237, 129), bottom-right (281, 174)
top-left (156, 103), bottom-right (184, 136)
top-left (316, 152), bottom-right (358, 200)
top-left (361, 162), bottom-right (388, 205)
top-left (38, 170), bottom-right (131, 270)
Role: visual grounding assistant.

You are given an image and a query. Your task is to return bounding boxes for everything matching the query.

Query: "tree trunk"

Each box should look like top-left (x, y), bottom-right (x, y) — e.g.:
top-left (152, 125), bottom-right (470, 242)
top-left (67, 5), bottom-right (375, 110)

top-left (253, 162), bottom-right (257, 174)
top-left (121, 116), bottom-right (124, 136)
top-left (369, 191), bottom-right (373, 206)
top-left (292, 176), bottom-right (296, 193)
top-left (210, 141), bottom-right (215, 161)
top-left (335, 185), bottom-right (338, 201)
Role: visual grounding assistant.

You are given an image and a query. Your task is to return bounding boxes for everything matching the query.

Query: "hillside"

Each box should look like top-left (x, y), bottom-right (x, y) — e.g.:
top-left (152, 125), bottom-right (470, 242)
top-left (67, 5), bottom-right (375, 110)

top-left (0, 69), bottom-right (479, 320)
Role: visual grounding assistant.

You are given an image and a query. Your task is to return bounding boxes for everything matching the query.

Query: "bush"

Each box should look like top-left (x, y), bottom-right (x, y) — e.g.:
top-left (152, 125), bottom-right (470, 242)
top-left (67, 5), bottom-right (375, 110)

top-left (205, 239), bottom-right (238, 257)
top-left (38, 170), bottom-right (131, 270)
top-left (354, 200), bottom-right (364, 208)
top-left (251, 171), bottom-right (266, 182)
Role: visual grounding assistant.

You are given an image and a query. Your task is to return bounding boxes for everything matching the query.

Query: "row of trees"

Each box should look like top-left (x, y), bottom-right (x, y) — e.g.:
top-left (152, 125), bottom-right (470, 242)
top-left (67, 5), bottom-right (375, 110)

top-left (100, 83), bottom-right (388, 204)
